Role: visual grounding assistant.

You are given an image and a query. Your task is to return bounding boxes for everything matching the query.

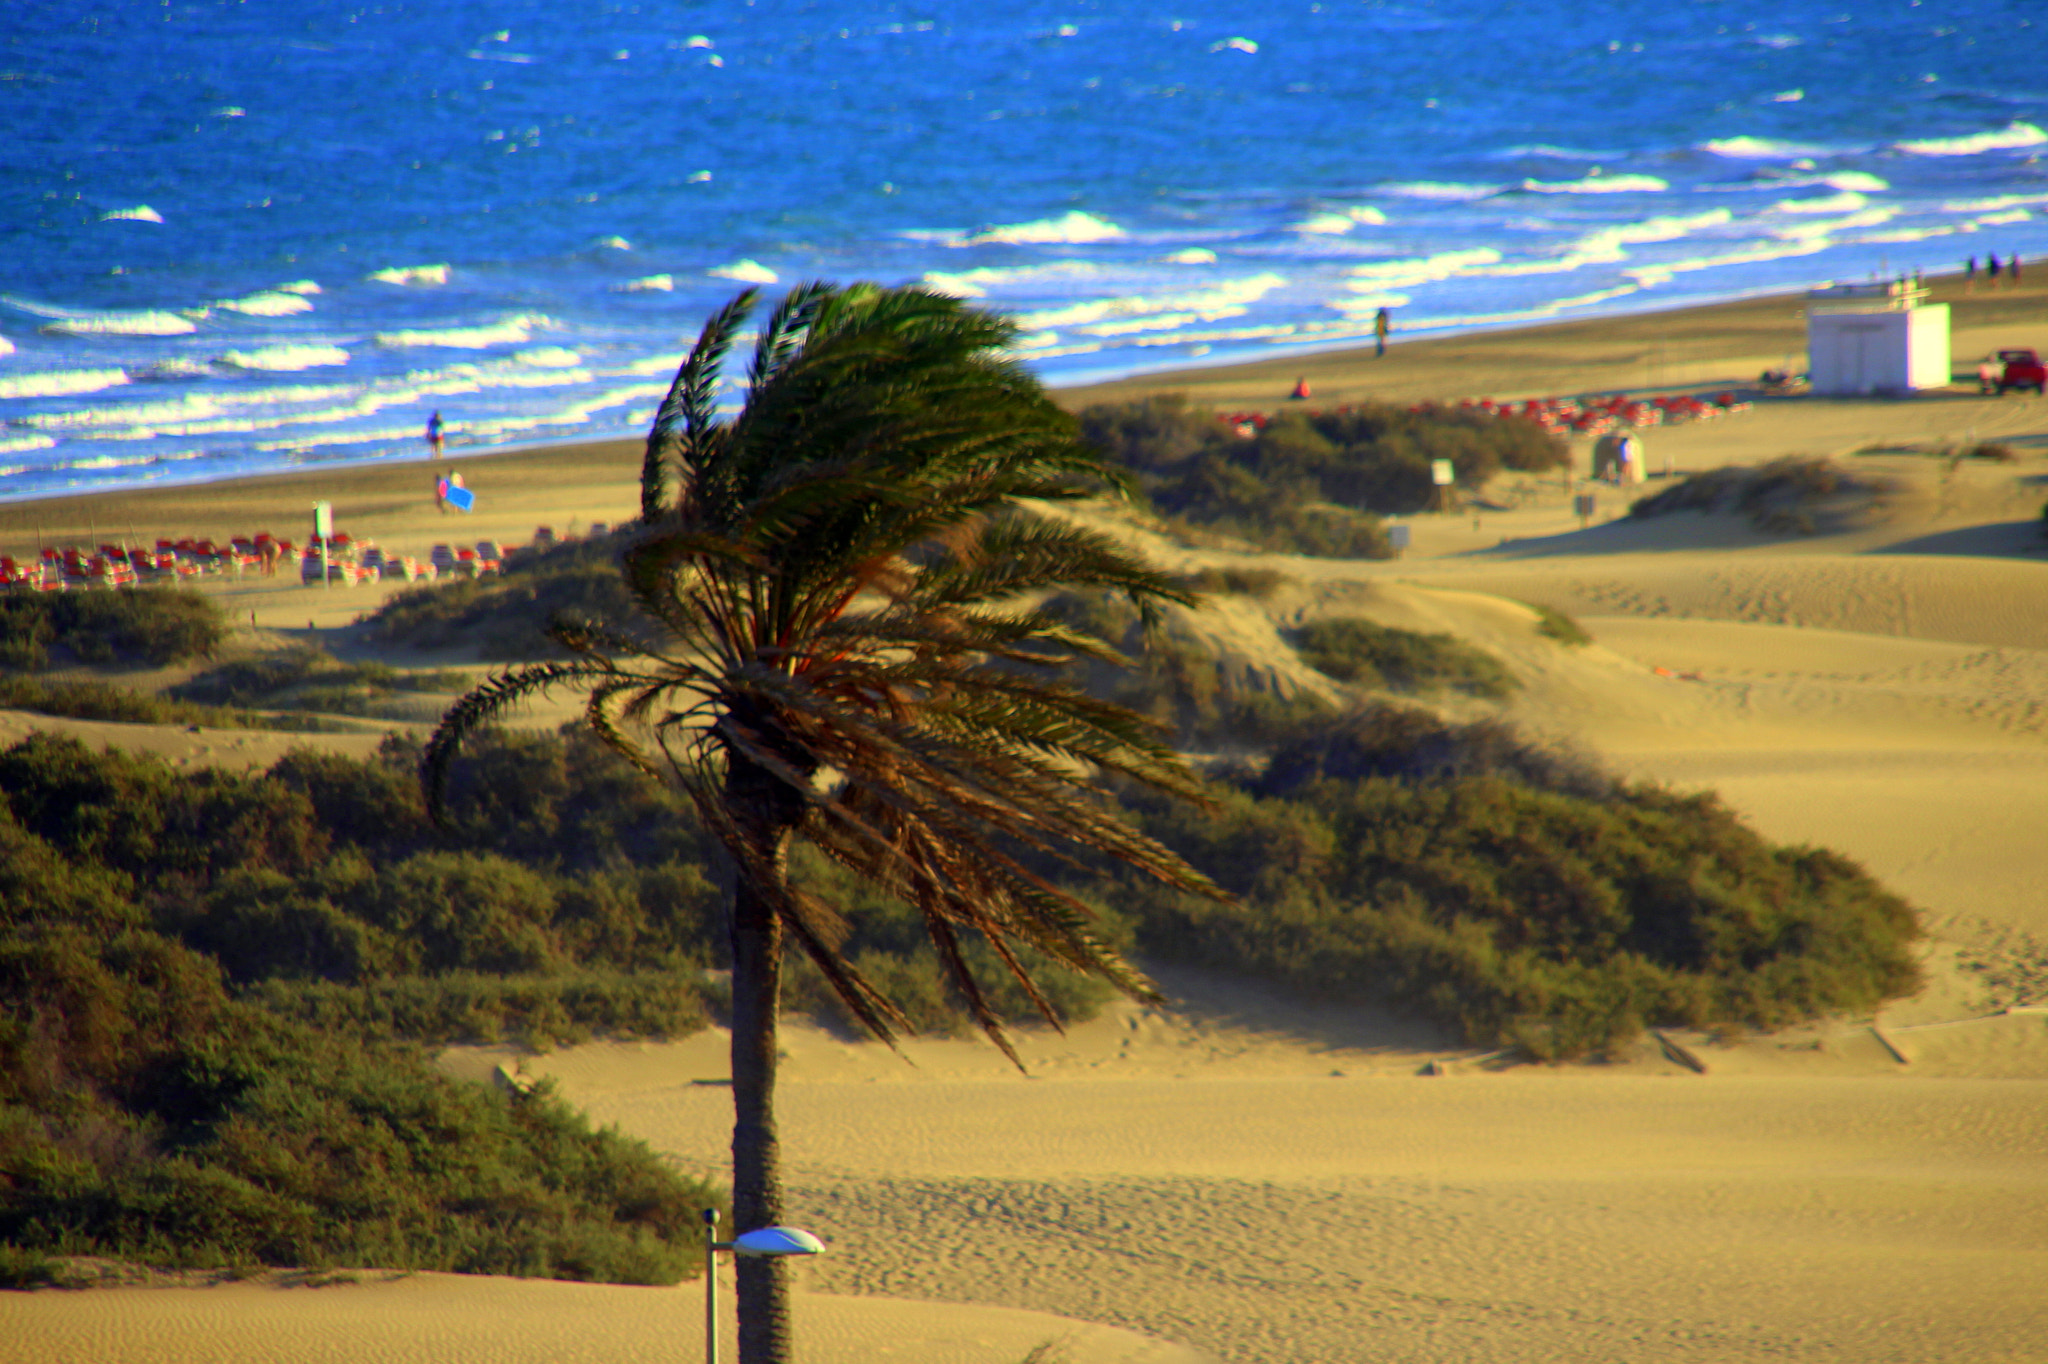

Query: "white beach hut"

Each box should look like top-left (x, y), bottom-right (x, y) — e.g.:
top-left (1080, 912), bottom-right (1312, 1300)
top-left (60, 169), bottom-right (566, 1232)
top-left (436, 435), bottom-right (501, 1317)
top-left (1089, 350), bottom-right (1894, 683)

top-left (1804, 280), bottom-right (1950, 396)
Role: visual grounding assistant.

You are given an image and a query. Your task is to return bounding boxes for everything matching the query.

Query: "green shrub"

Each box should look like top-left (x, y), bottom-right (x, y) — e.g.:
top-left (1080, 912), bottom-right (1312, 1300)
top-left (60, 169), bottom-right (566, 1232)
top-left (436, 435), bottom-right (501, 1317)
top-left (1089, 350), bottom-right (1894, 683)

top-left (246, 971), bottom-right (710, 1049)
top-left (0, 854), bottom-right (724, 1283)
top-left (363, 536), bottom-right (646, 660)
top-left (1107, 706), bottom-right (1922, 1058)
top-left (0, 589), bottom-right (225, 672)
top-left (0, 676), bottom-right (334, 732)
top-left (1291, 618), bottom-right (1517, 699)
top-left (1526, 603), bottom-right (1591, 648)
top-left (171, 645), bottom-right (468, 716)
top-left (1631, 457), bottom-right (1898, 535)
top-left (1077, 395), bottom-right (1566, 557)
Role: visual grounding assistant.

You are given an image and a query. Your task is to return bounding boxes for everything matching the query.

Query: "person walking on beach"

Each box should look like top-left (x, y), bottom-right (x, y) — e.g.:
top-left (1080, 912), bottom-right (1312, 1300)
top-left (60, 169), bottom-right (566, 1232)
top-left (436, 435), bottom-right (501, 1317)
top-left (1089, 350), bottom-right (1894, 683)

top-left (1374, 307), bottom-right (1392, 358)
top-left (425, 410), bottom-right (445, 459)
top-left (1987, 252), bottom-right (2002, 286)
top-left (1965, 255), bottom-right (1977, 292)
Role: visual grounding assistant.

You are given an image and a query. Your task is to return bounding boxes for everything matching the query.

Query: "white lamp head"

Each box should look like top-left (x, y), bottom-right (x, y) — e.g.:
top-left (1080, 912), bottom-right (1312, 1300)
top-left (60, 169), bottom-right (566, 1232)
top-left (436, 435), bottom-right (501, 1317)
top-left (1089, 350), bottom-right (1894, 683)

top-left (730, 1226), bottom-right (826, 1257)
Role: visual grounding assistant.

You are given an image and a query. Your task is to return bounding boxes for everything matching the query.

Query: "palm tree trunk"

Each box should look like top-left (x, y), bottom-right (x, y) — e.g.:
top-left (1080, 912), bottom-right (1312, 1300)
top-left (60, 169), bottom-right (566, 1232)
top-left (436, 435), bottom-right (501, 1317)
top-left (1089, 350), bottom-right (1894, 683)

top-left (726, 758), bottom-right (798, 1364)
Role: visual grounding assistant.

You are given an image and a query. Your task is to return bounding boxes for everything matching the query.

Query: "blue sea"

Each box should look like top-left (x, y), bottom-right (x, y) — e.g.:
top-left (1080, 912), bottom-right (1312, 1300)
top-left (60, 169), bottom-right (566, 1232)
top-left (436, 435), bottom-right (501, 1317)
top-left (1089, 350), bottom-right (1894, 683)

top-left (3, 0), bottom-right (2045, 501)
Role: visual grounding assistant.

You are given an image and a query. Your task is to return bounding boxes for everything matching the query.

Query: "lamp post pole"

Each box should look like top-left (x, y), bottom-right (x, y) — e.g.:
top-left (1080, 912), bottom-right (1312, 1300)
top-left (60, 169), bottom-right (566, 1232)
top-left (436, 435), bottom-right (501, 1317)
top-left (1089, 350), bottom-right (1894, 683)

top-left (700, 1214), bottom-right (826, 1364)
top-left (703, 1209), bottom-right (720, 1364)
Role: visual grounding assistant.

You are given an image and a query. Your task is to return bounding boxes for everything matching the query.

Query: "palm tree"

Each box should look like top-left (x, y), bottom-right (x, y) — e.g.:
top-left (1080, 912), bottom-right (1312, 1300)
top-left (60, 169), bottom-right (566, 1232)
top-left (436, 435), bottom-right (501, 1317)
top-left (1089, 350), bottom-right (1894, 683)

top-left (423, 282), bottom-right (1224, 1364)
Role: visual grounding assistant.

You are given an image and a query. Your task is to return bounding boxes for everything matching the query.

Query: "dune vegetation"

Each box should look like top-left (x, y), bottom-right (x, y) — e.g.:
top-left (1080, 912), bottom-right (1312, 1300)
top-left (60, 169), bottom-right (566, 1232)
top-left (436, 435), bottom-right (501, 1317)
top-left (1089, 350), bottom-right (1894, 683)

top-left (0, 587), bottom-right (225, 672)
top-left (0, 742), bottom-right (724, 1282)
top-left (1077, 395), bottom-right (1567, 556)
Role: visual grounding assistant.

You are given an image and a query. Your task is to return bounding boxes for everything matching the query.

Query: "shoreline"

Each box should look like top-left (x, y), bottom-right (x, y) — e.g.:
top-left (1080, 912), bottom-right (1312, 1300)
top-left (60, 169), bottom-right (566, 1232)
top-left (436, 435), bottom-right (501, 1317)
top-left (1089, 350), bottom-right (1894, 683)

top-left (3, 270), bottom-right (2042, 561)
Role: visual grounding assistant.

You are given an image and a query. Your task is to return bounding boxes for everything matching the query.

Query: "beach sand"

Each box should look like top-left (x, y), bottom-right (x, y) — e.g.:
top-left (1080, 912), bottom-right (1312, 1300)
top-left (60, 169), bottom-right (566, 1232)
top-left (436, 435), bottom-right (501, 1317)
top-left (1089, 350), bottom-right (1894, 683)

top-left (4, 278), bottom-right (2047, 1363)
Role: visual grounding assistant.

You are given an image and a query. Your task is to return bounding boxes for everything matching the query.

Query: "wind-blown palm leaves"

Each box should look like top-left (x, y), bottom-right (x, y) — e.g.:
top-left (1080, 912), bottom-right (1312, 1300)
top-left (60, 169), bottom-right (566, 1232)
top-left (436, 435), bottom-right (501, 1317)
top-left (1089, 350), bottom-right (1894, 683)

top-left (422, 282), bottom-right (1227, 1364)
top-left (428, 281), bottom-right (1221, 1054)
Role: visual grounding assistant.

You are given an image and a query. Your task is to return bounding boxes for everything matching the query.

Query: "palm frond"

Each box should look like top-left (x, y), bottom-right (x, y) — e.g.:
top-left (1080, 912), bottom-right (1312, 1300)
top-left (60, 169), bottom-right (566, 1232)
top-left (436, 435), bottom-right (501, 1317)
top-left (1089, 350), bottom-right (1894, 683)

top-left (644, 287), bottom-right (758, 520)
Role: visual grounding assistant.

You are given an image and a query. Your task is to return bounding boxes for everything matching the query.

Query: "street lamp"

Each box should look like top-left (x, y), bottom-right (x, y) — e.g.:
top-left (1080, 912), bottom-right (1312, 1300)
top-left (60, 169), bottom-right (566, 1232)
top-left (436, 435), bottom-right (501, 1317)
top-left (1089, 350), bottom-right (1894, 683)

top-left (702, 1208), bottom-right (826, 1364)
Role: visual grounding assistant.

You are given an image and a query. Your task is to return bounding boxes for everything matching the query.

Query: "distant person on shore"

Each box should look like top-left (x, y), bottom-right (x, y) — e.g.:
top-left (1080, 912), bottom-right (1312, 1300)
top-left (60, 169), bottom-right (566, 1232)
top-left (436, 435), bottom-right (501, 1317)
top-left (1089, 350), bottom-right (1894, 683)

top-left (1374, 307), bottom-right (1391, 358)
top-left (2009, 255), bottom-right (2023, 287)
top-left (1291, 377), bottom-right (1310, 400)
top-left (1965, 255), bottom-right (1977, 291)
top-left (1987, 252), bottom-right (2002, 286)
top-left (425, 410), bottom-right (445, 459)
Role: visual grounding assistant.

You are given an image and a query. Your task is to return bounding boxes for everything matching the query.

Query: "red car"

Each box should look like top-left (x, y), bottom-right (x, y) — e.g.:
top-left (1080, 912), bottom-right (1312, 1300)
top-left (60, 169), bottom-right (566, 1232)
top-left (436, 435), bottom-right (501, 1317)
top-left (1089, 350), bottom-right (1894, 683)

top-left (1983, 349), bottom-right (2046, 395)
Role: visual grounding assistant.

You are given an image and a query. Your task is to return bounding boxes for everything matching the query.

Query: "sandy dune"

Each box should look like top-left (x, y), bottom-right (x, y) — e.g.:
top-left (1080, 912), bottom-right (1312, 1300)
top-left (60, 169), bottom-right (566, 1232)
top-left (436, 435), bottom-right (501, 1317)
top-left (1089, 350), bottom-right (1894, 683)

top-left (5, 283), bottom-right (2047, 1362)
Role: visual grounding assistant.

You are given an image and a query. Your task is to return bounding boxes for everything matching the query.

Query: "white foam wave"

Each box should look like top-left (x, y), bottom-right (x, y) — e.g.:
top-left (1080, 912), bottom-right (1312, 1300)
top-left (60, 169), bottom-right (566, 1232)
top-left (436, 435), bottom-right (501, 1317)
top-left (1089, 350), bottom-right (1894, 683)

top-left (1975, 209), bottom-right (2034, 227)
top-left (1941, 192), bottom-right (2048, 213)
top-left (922, 261), bottom-right (1109, 298)
top-left (1520, 173), bottom-right (1669, 194)
top-left (1011, 274), bottom-right (1286, 331)
top-left (23, 394), bottom-right (222, 430)
top-left (213, 290), bottom-right (315, 316)
top-left (0, 435), bottom-right (58, 454)
top-left (620, 353), bottom-right (690, 377)
top-left (951, 211), bottom-right (1124, 247)
top-left (213, 344), bottom-right (351, 371)
top-left (1378, 181), bottom-right (1500, 201)
top-left (1076, 307), bottom-right (1249, 338)
top-left (1163, 248), bottom-right (1218, 264)
top-left (0, 334), bottom-right (11, 357)
top-left (593, 236), bottom-right (633, 250)
top-left (1344, 248), bottom-right (1503, 290)
top-left (1856, 225), bottom-right (1962, 245)
top-left (275, 280), bottom-right (322, 295)
top-left (1500, 146), bottom-right (1618, 161)
top-left (1404, 284), bottom-right (1644, 332)
top-left (373, 315), bottom-right (554, 348)
top-left (1751, 34), bottom-right (1801, 48)
top-left (1771, 191), bottom-right (1870, 215)
top-left (1894, 121), bottom-right (2048, 156)
top-left (41, 311), bottom-right (200, 337)
top-left (367, 263), bottom-right (452, 286)
top-left (1290, 207), bottom-right (1388, 235)
top-left (61, 452), bottom-right (161, 469)
top-left (1324, 292), bottom-right (1412, 313)
top-left (1821, 173), bottom-right (1889, 192)
top-left (513, 347), bottom-right (582, 367)
top-left (1702, 136), bottom-right (1829, 159)
top-left (1772, 207), bottom-right (1897, 240)
top-left (1625, 238), bottom-right (1830, 286)
top-left (132, 359), bottom-right (215, 382)
top-left (1771, 89), bottom-right (1804, 103)
top-left (1471, 210), bottom-right (1737, 278)
top-left (612, 274), bottom-right (674, 292)
top-left (99, 205), bottom-right (164, 223)
top-left (708, 259), bottom-right (778, 284)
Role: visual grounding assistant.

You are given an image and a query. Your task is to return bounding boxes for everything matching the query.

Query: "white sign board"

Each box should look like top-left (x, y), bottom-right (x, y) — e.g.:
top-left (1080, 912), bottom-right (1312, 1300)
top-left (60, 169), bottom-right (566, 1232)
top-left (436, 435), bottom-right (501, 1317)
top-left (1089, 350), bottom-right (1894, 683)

top-left (312, 501), bottom-right (332, 538)
top-left (1430, 459), bottom-right (1455, 486)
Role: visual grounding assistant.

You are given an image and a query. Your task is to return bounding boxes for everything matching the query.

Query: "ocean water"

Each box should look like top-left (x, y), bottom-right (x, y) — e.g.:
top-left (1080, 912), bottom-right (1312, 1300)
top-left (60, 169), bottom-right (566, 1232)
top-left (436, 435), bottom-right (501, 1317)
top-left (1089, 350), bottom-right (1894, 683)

top-left (2, 0), bottom-right (2045, 502)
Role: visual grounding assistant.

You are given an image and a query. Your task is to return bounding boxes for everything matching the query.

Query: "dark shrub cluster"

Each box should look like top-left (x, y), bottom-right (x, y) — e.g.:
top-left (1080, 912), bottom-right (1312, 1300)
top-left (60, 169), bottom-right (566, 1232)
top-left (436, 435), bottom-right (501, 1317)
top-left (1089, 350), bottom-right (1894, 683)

top-left (0, 589), bottom-right (226, 672)
top-left (364, 535), bottom-right (647, 660)
top-left (1077, 395), bottom-right (1567, 555)
top-left (0, 899), bottom-right (722, 1280)
top-left (0, 676), bottom-right (334, 732)
top-left (1630, 457), bottom-right (1897, 535)
top-left (1290, 618), bottom-right (1517, 699)
top-left (170, 645), bottom-right (469, 717)
top-left (1108, 706), bottom-right (1922, 1059)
